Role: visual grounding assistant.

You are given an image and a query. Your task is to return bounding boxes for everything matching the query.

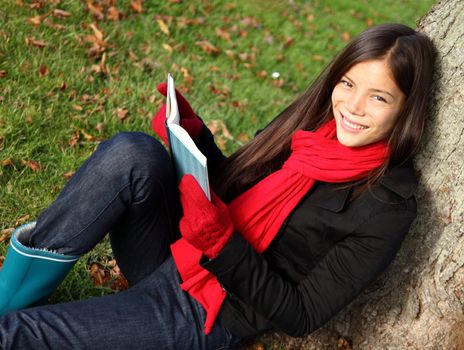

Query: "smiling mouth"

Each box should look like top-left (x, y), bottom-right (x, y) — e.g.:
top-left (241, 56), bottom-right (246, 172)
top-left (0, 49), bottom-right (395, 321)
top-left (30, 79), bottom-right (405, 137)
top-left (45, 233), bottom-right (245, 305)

top-left (341, 113), bottom-right (368, 130)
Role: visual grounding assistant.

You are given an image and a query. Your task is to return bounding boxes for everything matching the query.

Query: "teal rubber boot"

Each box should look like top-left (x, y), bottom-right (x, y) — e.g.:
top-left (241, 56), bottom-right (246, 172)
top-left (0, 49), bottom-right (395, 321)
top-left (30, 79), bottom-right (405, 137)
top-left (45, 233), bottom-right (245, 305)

top-left (0, 222), bottom-right (80, 316)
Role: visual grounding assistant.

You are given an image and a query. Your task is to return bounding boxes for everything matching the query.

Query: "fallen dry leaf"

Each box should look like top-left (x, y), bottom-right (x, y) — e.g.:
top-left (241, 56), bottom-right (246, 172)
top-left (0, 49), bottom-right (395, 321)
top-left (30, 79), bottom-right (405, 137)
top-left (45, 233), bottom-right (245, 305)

top-left (162, 43), bottom-right (173, 53)
top-left (52, 9), bottom-right (71, 19)
top-left (107, 6), bottom-right (123, 21)
top-left (29, 1), bottom-right (45, 10)
top-left (90, 263), bottom-right (108, 287)
top-left (69, 130), bottom-right (80, 147)
top-left (86, 2), bottom-right (104, 20)
top-left (0, 70), bottom-right (7, 78)
top-left (240, 16), bottom-right (260, 28)
top-left (21, 159), bottom-right (41, 171)
top-left (89, 23), bottom-right (104, 41)
top-left (15, 214), bottom-right (30, 226)
top-left (196, 40), bottom-right (220, 55)
top-left (38, 64), bottom-right (49, 76)
top-left (28, 15), bottom-right (43, 26)
top-left (341, 31), bottom-right (350, 42)
top-left (63, 171), bottom-right (75, 180)
top-left (1, 158), bottom-right (13, 166)
top-left (130, 0), bottom-right (143, 13)
top-left (115, 108), bottom-right (129, 121)
top-left (215, 27), bottom-right (231, 42)
top-left (80, 129), bottom-right (94, 141)
top-left (0, 228), bottom-right (14, 244)
top-left (25, 37), bottom-right (47, 48)
top-left (157, 19), bottom-right (170, 35)
top-left (257, 70), bottom-right (267, 78)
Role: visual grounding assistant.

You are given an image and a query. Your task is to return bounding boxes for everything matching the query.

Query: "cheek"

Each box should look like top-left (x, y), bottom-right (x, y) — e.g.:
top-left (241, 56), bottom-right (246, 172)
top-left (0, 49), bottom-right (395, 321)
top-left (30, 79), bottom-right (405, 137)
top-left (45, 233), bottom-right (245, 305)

top-left (375, 110), bottom-right (400, 136)
top-left (331, 86), bottom-right (344, 106)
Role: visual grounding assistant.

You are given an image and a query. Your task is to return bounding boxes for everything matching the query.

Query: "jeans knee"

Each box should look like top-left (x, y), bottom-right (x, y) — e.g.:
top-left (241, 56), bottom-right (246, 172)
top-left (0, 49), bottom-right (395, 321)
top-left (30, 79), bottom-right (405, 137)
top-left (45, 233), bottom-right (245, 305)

top-left (97, 132), bottom-right (172, 179)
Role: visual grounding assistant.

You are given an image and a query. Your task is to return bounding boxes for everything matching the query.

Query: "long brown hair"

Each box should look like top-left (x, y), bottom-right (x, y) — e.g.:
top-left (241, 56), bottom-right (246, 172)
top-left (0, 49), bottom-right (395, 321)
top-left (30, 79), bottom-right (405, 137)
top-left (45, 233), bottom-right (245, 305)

top-left (213, 23), bottom-right (436, 201)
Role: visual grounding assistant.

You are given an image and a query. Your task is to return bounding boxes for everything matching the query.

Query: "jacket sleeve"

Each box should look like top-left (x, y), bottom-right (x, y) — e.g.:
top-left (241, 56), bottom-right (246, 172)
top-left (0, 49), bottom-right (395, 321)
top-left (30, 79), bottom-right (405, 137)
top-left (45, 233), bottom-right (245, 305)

top-left (201, 209), bottom-right (416, 337)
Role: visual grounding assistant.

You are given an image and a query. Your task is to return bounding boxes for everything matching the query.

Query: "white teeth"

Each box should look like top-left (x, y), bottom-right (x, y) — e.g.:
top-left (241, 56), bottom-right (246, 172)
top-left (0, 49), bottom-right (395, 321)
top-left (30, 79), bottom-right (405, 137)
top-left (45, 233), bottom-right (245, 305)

top-left (342, 115), bottom-right (367, 130)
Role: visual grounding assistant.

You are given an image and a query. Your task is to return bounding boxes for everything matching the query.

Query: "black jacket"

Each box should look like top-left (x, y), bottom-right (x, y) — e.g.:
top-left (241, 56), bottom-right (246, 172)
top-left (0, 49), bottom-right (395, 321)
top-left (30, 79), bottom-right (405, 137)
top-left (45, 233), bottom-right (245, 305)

top-left (193, 126), bottom-right (417, 338)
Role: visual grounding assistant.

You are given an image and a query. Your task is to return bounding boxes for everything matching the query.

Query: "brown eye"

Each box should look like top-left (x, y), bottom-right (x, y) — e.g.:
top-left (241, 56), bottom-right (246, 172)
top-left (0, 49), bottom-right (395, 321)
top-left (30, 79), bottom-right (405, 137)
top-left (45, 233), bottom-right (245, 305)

top-left (340, 80), bottom-right (352, 88)
top-left (373, 95), bottom-right (387, 103)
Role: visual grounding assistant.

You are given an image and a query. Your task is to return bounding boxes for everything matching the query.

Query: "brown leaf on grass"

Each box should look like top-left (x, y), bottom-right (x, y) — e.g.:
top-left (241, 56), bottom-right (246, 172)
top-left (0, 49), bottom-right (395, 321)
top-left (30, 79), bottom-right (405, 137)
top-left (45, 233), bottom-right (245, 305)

top-left (0, 70), bottom-right (7, 78)
top-left (115, 108), bottom-right (129, 121)
top-left (86, 2), bottom-right (104, 20)
top-left (272, 78), bottom-right (285, 88)
top-left (237, 133), bottom-right (250, 143)
top-left (284, 37), bottom-right (294, 48)
top-left (1, 158), bottom-right (13, 166)
top-left (240, 16), bottom-right (260, 28)
top-left (107, 6), bottom-right (124, 21)
top-left (0, 228), bottom-right (14, 244)
top-left (15, 214), bottom-right (30, 226)
top-left (80, 129), bottom-right (94, 141)
top-left (29, 1), bottom-right (45, 10)
top-left (341, 32), bottom-right (350, 42)
top-left (207, 120), bottom-right (233, 140)
top-left (25, 37), bottom-right (47, 48)
top-left (28, 15), bottom-right (43, 26)
top-left (63, 171), bottom-right (75, 180)
top-left (90, 263), bottom-right (109, 287)
top-left (69, 130), bottom-right (80, 147)
top-left (38, 64), bottom-right (49, 76)
top-left (21, 159), bottom-right (41, 171)
top-left (157, 19), bottom-right (170, 35)
top-left (162, 43), bottom-right (173, 53)
top-left (215, 28), bottom-right (231, 42)
top-left (312, 54), bottom-right (323, 61)
top-left (107, 260), bottom-right (129, 291)
top-left (52, 9), bottom-right (71, 19)
top-left (209, 85), bottom-right (230, 98)
top-left (89, 23), bottom-right (104, 41)
top-left (257, 70), bottom-right (267, 78)
top-left (196, 40), bottom-right (220, 55)
top-left (130, 0), bottom-right (143, 13)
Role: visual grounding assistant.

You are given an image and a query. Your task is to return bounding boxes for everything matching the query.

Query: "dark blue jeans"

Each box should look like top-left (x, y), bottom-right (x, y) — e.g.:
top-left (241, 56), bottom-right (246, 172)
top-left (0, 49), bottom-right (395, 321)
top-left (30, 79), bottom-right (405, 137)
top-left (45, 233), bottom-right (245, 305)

top-left (0, 132), bottom-right (241, 349)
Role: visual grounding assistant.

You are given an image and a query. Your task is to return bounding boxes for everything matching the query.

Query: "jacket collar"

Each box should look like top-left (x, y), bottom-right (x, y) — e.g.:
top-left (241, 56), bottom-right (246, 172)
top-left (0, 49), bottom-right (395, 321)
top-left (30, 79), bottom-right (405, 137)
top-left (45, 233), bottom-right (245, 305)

top-left (308, 159), bottom-right (418, 212)
top-left (379, 159), bottom-right (417, 199)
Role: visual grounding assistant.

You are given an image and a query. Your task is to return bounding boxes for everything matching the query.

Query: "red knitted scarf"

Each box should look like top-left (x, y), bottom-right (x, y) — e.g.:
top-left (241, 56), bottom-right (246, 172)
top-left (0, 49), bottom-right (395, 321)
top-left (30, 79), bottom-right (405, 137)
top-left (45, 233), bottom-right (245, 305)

top-left (170, 118), bottom-right (388, 334)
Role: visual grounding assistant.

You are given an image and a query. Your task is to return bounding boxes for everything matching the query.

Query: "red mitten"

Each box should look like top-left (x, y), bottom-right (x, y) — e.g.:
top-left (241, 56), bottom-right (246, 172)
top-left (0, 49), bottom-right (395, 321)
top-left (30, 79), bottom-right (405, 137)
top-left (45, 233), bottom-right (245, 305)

top-left (179, 175), bottom-right (234, 259)
top-left (151, 83), bottom-right (204, 145)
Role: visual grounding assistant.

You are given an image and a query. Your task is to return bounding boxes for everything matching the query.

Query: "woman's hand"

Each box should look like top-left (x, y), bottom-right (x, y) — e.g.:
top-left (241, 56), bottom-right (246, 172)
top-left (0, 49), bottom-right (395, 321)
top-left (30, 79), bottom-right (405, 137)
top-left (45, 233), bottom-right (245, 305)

top-left (178, 174), bottom-right (234, 259)
top-left (151, 83), bottom-right (204, 146)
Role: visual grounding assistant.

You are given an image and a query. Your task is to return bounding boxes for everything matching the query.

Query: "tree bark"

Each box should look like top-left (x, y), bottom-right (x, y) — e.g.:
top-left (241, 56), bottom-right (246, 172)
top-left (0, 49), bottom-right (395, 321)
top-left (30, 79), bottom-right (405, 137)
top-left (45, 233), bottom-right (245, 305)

top-left (260, 0), bottom-right (464, 348)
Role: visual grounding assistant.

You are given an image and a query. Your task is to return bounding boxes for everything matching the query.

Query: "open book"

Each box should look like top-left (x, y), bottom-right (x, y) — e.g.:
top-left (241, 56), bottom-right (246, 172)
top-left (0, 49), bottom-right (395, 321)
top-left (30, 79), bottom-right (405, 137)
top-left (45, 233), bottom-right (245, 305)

top-left (166, 74), bottom-right (211, 200)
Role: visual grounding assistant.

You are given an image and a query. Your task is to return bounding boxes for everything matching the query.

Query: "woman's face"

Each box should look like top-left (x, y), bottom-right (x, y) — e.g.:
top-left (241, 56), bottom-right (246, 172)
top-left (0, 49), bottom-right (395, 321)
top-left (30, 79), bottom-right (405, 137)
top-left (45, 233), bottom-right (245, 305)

top-left (331, 59), bottom-right (405, 148)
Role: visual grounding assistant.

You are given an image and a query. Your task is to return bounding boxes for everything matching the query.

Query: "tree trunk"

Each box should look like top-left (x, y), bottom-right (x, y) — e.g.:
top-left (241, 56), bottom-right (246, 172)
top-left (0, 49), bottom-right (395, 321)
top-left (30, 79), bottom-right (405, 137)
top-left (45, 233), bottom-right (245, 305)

top-left (261, 0), bottom-right (464, 348)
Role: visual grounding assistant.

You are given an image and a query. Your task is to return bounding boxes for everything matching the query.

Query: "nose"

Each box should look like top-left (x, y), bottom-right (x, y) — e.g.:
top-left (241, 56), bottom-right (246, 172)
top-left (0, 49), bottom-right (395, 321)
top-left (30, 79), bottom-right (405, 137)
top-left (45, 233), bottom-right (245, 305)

top-left (346, 93), bottom-right (365, 116)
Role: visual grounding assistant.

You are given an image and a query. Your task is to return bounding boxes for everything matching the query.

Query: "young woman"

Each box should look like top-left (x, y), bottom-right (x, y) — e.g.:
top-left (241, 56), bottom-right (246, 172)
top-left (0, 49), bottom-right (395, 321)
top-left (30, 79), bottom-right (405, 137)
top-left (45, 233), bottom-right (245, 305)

top-left (0, 23), bottom-right (435, 349)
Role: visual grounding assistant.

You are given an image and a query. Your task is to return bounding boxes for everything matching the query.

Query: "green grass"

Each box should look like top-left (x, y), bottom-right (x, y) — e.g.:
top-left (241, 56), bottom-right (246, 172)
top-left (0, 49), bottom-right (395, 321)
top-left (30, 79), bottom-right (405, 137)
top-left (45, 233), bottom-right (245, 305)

top-left (0, 0), bottom-right (435, 343)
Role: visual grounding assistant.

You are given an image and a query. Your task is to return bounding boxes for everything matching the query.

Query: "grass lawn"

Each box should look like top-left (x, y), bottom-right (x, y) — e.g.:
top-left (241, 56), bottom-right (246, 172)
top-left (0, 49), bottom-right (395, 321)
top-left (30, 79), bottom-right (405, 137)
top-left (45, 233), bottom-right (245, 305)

top-left (0, 0), bottom-right (435, 347)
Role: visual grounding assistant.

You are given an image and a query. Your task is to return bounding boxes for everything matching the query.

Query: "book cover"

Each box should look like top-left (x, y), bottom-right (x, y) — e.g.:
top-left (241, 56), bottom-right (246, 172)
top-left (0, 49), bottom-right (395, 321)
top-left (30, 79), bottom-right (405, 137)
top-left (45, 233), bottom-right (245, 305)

top-left (166, 74), bottom-right (211, 200)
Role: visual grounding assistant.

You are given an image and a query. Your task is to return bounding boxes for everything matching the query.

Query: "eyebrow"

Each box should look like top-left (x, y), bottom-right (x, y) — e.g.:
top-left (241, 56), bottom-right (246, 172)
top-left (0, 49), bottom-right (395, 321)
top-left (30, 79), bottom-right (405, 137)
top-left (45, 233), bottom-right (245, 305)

top-left (343, 75), bottom-right (395, 99)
